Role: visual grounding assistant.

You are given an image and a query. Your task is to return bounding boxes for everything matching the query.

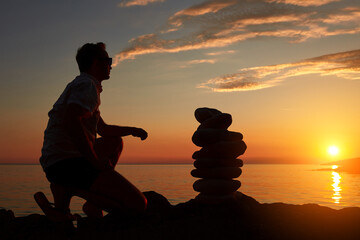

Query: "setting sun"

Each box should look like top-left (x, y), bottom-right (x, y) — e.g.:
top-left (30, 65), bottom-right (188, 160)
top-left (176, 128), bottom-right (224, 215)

top-left (328, 146), bottom-right (340, 156)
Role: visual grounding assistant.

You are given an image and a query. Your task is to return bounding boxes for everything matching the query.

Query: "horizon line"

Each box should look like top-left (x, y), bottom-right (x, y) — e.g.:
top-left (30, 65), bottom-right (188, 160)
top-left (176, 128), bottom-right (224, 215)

top-left (0, 162), bottom-right (325, 165)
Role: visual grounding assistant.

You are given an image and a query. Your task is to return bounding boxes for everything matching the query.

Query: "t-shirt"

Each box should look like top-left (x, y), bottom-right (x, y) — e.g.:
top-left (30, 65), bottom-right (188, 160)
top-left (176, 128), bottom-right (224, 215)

top-left (40, 73), bottom-right (102, 170)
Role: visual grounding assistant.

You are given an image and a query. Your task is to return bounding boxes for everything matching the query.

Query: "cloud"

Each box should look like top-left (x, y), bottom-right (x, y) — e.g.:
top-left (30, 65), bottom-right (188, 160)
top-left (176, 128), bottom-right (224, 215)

top-left (113, 0), bottom-right (360, 66)
top-left (266, 0), bottom-right (341, 7)
top-left (172, 0), bottom-right (237, 18)
top-left (118, 0), bottom-right (165, 7)
top-left (198, 49), bottom-right (360, 92)
top-left (187, 59), bottom-right (217, 64)
top-left (206, 50), bottom-right (235, 56)
top-left (180, 59), bottom-right (217, 68)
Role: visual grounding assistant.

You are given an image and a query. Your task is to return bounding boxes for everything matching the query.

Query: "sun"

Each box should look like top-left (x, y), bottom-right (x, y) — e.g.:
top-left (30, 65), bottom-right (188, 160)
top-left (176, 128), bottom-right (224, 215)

top-left (328, 145), bottom-right (339, 156)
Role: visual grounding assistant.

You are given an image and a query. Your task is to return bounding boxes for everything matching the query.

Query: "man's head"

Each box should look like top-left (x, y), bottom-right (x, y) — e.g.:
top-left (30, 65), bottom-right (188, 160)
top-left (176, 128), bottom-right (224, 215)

top-left (76, 42), bottom-right (112, 81)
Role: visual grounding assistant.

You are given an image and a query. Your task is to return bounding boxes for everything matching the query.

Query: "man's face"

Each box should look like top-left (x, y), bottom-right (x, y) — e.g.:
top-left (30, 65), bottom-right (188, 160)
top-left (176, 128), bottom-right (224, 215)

top-left (94, 50), bottom-right (112, 81)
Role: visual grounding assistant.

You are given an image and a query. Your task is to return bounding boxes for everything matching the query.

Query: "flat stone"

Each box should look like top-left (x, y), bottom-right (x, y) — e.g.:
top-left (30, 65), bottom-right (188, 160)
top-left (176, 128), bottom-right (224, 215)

top-left (192, 129), bottom-right (243, 147)
top-left (192, 140), bottom-right (247, 159)
top-left (193, 179), bottom-right (241, 195)
top-left (194, 158), bottom-right (243, 169)
top-left (194, 108), bottom-right (222, 123)
top-left (191, 167), bottom-right (242, 179)
top-left (197, 113), bottom-right (232, 130)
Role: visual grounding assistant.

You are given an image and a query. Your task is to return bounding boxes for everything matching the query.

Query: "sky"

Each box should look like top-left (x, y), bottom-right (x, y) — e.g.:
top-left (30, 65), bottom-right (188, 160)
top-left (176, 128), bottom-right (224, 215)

top-left (0, 0), bottom-right (359, 164)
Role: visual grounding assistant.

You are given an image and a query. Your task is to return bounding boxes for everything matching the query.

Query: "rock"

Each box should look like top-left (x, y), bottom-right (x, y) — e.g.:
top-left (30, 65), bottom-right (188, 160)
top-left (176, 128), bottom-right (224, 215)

top-left (194, 107), bottom-right (222, 123)
top-left (193, 179), bottom-right (241, 195)
top-left (197, 113), bottom-right (232, 130)
top-left (234, 191), bottom-right (260, 206)
top-left (0, 213), bottom-right (74, 240)
top-left (192, 140), bottom-right (247, 159)
top-left (191, 167), bottom-right (242, 179)
top-left (192, 129), bottom-right (225, 147)
top-left (194, 158), bottom-right (243, 169)
top-left (195, 193), bottom-right (237, 203)
top-left (2, 192), bottom-right (360, 240)
top-left (192, 129), bottom-right (243, 147)
top-left (192, 108), bottom-right (246, 202)
top-left (143, 191), bottom-right (172, 214)
top-left (0, 209), bottom-right (15, 239)
top-left (0, 209), bottom-right (15, 223)
top-left (99, 191), bottom-right (172, 231)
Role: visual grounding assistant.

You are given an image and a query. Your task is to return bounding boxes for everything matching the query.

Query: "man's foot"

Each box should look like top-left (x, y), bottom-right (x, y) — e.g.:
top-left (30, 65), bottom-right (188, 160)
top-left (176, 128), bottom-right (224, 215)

top-left (34, 192), bottom-right (75, 222)
top-left (82, 201), bottom-right (103, 218)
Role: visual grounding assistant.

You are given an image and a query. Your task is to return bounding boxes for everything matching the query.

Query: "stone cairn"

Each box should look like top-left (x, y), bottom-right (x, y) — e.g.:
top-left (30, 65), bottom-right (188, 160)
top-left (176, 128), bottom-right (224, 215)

top-left (191, 108), bottom-right (247, 203)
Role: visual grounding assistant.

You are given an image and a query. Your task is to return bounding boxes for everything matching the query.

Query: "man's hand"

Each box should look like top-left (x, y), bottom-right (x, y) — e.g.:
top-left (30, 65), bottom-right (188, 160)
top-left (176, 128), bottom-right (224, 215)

top-left (131, 128), bottom-right (148, 140)
top-left (97, 117), bottom-right (148, 140)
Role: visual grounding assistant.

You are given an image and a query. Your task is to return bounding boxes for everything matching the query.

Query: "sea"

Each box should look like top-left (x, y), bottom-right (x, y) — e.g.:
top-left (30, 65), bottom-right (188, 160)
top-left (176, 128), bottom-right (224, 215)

top-left (1, 164), bottom-right (360, 217)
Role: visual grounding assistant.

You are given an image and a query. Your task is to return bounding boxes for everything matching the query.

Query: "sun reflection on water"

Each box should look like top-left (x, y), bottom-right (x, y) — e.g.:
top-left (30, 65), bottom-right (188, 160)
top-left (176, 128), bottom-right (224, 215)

top-left (331, 166), bottom-right (342, 204)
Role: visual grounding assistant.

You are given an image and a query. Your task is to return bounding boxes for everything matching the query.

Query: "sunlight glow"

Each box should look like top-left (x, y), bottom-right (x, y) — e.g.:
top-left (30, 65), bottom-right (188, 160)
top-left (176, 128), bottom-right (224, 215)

top-left (328, 146), bottom-right (339, 156)
top-left (332, 165), bottom-right (338, 170)
top-left (331, 171), bottom-right (342, 204)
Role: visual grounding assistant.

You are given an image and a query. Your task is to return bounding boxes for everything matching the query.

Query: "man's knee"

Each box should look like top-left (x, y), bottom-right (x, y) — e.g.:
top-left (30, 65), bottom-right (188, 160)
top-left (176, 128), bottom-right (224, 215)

top-left (108, 135), bottom-right (122, 145)
top-left (133, 192), bottom-right (147, 213)
top-left (101, 136), bottom-right (123, 150)
top-left (114, 136), bottom-right (123, 153)
top-left (108, 136), bottom-right (123, 159)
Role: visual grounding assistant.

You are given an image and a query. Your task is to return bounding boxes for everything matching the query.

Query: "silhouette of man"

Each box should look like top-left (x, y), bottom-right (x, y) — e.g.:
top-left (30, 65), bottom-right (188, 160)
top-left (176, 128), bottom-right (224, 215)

top-left (37, 42), bottom-right (147, 220)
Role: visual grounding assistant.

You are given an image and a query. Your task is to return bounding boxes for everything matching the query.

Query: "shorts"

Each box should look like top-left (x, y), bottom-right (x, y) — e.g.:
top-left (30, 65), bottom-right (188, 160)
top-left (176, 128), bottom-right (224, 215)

top-left (45, 157), bottom-right (100, 190)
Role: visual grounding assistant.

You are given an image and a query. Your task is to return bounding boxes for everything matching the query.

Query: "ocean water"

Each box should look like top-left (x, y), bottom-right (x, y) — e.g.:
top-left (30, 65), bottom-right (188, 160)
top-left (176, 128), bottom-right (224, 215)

top-left (1, 164), bottom-right (360, 217)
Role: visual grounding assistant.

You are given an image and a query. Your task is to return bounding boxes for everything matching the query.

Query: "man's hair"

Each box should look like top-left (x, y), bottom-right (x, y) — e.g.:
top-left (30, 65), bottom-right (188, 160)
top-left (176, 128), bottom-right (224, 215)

top-left (76, 42), bottom-right (106, 72)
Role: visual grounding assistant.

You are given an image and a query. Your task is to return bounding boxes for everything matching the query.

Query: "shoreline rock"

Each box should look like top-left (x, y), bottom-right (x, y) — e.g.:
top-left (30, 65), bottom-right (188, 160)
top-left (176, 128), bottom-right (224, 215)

top-left (1, 191), bottom-right (360, 240)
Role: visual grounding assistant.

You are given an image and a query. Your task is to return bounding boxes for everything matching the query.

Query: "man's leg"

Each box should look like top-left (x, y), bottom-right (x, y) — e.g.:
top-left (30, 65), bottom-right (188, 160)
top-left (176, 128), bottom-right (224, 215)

top-left (34, 192), bottom-right (70, 222)
top-left (84, 136), bottom-right (146, 215)
top-left (94, 136), bottom-right (123, 168)
top-left (82, 136), bottom-right (125, 217)
top-left (70, 168), bottom-right (146, 216)
top-left (82, 169), bottom-right (147, 214)
top-left (51, 183), bottom-right (72, 210)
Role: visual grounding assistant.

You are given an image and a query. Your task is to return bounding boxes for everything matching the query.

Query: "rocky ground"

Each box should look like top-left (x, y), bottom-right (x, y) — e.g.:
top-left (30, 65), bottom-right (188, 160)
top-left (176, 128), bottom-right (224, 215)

top-left (1, 191), bottom-right (360, 240)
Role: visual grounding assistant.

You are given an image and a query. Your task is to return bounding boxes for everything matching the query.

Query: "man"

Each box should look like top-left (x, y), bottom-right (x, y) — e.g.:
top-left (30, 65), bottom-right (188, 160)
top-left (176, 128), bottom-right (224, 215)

top-left (35, 42), bottom-right (147, 221)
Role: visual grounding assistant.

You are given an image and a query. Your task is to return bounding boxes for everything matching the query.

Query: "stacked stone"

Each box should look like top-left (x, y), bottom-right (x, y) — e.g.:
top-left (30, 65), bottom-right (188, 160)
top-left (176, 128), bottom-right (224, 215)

top-left (191, 108), bottom-right (247, 203)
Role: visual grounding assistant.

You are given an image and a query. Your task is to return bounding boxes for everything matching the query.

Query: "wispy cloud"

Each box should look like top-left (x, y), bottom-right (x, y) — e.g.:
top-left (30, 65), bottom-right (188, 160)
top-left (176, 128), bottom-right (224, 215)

top-left (266, 0), bottom-right (341, 7)
top-left (206, 50), bottom-right (235, 56)
top-left (199, 49), bottom-right (360, 92)
top-left (113, 0), bottom-right (360, 66)
top-left (118, 0), bottom-right (165, 7)
top-left (171, 0), bottom-right (237, 18)
top-left (180, 59), bottom-right (217, 68)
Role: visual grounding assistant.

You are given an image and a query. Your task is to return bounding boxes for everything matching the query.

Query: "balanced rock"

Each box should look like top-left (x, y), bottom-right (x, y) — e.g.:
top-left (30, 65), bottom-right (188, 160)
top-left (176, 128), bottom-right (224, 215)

top-left (197, 113), bottom-right (232, 130)
top-left (192, 140), bottom-right (247, 159)
top-left (192, 107), bottom-right (246, 203)
top-left (191, 167), bottom-right (242, 179)
top-left (192, 129), bottom-right (243, 147)
top-left (194, 107), bottom-right (222, 123)
top-left (194, 158), bottom-right (243, 169)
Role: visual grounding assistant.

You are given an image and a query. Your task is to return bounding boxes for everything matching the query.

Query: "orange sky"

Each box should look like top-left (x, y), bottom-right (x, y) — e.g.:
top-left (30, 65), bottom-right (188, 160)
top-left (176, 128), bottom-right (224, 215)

top-left (0, 0), bottom-right (359, 164)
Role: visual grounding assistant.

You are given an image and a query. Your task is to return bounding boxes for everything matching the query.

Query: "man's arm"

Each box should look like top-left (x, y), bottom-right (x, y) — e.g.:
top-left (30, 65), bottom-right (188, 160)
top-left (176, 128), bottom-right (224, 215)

top-left (97, 117), bottom-right (148, 140)
top-left (63, 104), bottom-right (110, 170)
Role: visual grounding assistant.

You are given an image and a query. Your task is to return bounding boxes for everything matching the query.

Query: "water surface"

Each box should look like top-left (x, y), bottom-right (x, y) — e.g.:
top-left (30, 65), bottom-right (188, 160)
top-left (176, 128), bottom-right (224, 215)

top-left (1, 164), bottom-right (359, 216)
